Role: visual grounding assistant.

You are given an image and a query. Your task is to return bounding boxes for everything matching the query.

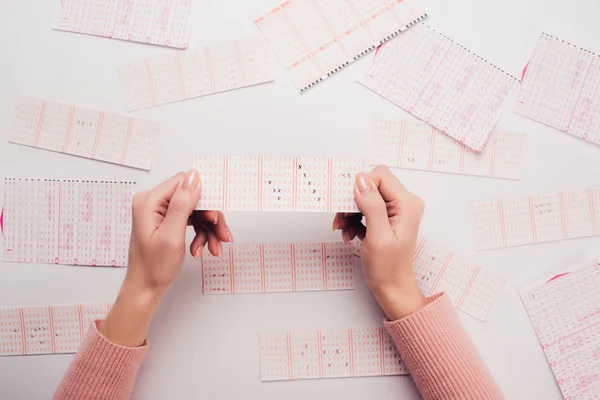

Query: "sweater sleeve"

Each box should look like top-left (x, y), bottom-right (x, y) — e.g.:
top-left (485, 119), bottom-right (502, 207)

top-left (53, 320), bottom-right (148, 400)
top-left (384, 293), bottom-right (504, 400)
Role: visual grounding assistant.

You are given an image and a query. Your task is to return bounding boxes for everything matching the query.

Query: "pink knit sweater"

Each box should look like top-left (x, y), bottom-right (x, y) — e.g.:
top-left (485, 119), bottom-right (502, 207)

top-left (53, 294), bottom-right (503, 399)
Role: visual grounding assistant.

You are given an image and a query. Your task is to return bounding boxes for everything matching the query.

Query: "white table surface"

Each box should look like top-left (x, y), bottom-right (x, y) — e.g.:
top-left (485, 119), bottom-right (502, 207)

top-left (1, 0), bottom-right (600, 398)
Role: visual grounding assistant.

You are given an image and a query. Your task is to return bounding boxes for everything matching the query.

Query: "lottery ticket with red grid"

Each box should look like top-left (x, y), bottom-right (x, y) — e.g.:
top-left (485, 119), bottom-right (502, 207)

top-left (201, 242), bottom-right (355, 294)
top-left (521, 259), bottom-right (600, 400)
top-left (193, 156), bottom-right (364, 212)
top-left (371, 119), bottom-right (525, 180)
top-left (255, 0), bottom-right (427, 92)
top-left (2, 178), bottom-right (134, 267)
top-left (472, 187), bottom-right (600, 250)
top-left (359, 24), bottom-right (518, 152)
top-left (515, 34), bottom-right (600, 147)
top-left (259, 327), bottom-right (408, 381)
top-left (352, 236), bottom-right (504, 321)
top-left (54, 0), bottom-right (192, 49)
top-left (10, 96), bottom-right (159, 171)
top-left (0, 302), bottom-right (111, 356)
top-left (119, 35), bottom-right (273, 111)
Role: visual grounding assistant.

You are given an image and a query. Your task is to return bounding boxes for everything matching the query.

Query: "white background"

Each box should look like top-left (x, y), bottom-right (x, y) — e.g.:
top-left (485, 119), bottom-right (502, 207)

top-left (1, 0), bottom-right (600, 398)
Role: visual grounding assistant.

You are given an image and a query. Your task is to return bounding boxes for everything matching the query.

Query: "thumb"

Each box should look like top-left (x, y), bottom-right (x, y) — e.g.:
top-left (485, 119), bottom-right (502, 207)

top-left (159, 169), bottom-right (202, 241)
top-left (354, 172), bottom-right (393, 239)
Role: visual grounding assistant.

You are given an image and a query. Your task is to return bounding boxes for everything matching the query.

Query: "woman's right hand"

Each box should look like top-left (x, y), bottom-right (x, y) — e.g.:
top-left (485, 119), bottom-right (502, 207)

top-left (333, 166), bottom-right (427, 321)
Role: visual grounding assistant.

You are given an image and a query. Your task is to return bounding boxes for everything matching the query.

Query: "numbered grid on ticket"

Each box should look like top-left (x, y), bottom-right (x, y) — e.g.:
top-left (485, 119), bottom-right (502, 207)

top-left (201, 242), bottom-right (355, 294)
top-left (2, 178), bottom-right (135, 267)
top-left (258, 327), bottom-right (408, 381)
top-left (119, 35), bottom-right (273, 111)
top-left (54, 0), bottom-right (193, 49)
top-left (193, 156), bottom-right (364, 212)
top-left (412, 237), bottom-right (504, 321)
top-left (472, 187), bottom-right (600, 250)
top-left (255, 0), bottom-right (427, 92)
top-left (359, 24), bottom-right (518, 152)
top-left (10, 96), bottom-right (160, 171)
top-left (521, 260), bottom-right (600, 399)
top-left (370, 119), bottom-right (525, 180)
top-left (0, 303), bottom-right (111, 356)
top-left (515, 34), bottom-right (600, 147)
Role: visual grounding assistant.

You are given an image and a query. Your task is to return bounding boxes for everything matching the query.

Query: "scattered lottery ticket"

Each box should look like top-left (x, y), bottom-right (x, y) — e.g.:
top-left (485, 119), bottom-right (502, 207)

top-left (119, 35), bottom-right (273, 111)
top-left (193, 156), bottom-right (364, 212)
top-left (359, 24), bottom-right (518, 152)
top-left (472, 187), bottom-right (600, 250)
top-left (54, 0), bottom-right (193, 49)
top-left (10, 96), bottom-right (159, 170)
top-left (2, 178), bottom-right (135, 267)
top-left (370, 119), bottom-right (525, 180)
top-left (0, 303), bottom-right (111, 356)
top-left (255, 0), bottom-right (427, 92)
top-left (521, 259), bottom-right (600, 399)
top-left (259, 327), bottom-right (408, 381)
top-left (201, 242), bottom-right (355, 294)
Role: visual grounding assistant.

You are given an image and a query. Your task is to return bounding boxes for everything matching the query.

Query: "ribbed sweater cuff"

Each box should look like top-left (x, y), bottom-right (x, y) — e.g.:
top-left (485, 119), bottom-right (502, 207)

top-left (384, 294), bottom-right (503, 400)
top-left (53, 320), bottom-right (148, 400)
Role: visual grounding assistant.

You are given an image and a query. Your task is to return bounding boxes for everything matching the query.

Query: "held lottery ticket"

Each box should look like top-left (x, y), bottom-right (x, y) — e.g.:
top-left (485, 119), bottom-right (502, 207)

top-left (119, 35), bottom-right (273, 111)
top-left (10, 96), bottom-right (160, 171)
top-left (521, 259), bottom-right (600, 400)
top-left (255, 0), bottom-right (427, 92)
top-left (54, 0), bottom-right (192, 49)
top-left (359, 24), bottom-right (518, 152)
top-left (515, 34), bottom-right (600, 147)
top-left (370, 119), bottom-right (525, 180)
top-left (201, 242), bottom-right (355, 294)
top-left (472, 187), bottom-right (600, 250)
top-left (2, 179), bottom-right (135, 267)
top-left (259, 327), bottom-right (408, 381)
top-left (193, 156), bottom-right (364, 212)
top-left (0, 303), bottom-right (111, 356)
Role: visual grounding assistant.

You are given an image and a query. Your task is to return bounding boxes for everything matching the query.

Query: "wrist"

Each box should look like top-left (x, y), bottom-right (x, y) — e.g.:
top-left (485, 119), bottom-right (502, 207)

top-left (372, 281), bottom-right (427, 321)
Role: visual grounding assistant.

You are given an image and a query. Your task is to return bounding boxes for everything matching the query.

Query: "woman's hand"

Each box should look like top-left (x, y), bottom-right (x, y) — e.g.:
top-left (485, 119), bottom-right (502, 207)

top-left (99, 170), bottom-right (232, 346)
top-left (333, 165), bottom-right (427, 321)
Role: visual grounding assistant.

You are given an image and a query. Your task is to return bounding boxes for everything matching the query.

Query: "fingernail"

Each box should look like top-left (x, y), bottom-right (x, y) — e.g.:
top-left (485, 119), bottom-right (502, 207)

top-left (212, 213), bottom-right (218, 224)
top-left (183, 169), bottom-right (200, 190)
top-left (193, 247), bottom-right (201, 259)
top-left (356, 173), bottom-right (372, 194)
top-left (226, 226), bottom-right (234, 243)
top-left (342, 230), bottom-right (350, 244)
top-left (217, 242), bottom-right (223, 257)
top-left (332, 214), bottom-right (339, 231)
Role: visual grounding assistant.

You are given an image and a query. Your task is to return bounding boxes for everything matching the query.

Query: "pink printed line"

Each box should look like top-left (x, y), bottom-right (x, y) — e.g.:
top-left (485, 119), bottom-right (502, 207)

top-left (430, 251), bottom-right (454, 293)
top-left (544, 319), bottom-right (600, 349)
top-left (33, 100), bottom-right (47, 147)
top-left (327, 158), bottom-right (333, 212)
top-left (233, 40), bottom-right (247, 87)
top-left (174, 53), bottom-right (187, 101)
top-left (428, 126), bottom-right (436, 170)
top-left (413, 237), bottom-right (428, 260)
top-left (489, 130), bottom-right (498, 177)
top-left (566, 57), bottom-right (595, 131)
top-left (260, 245), bottom-right (266, 293)
top-left (77, 305), bottom-right (84, 345)
top-left (204, 47), bottom-right (217, 94)
top-left (547, 272), bottom-right (570, 283)
top-left (348, 329), bottom-right (355, 377)
top-left (279, 5), bottom-right (324, 76)
top-left (200, 251), bottom-right (206, 294)
top-left (290, 244), bottom-right (296, 292)
top-left (309, 0), bottom-right (349, 59)
top-left (57, 182), bottom-right (61, 263)
top-left (229, 247), bottom-right (235, 294)
top-left (317, 330), bottom-right (324, 378)
top-left (144, 60), bottom-right (157, 106)
top-left (397, 121), bottom-right (406, 168)
top-left (456, 265), bottom-right (480, 308)
top-left (344, 0), bottom-right (376, 41)
top-left (528, 196), bottom-right (539, 243)
top-left (286, 332), bottom-right (293, 380)
top-left (382, 0), bottom-right (402, 25)
top-left (379, 327), bottom-right (385, 375)
top-left (0, 207), bottom-right (4, 234)
top-left (321, 242), bottom-right (327, 290)
top-left (498, 201), bottom-right (508, 248)
top-left (19, 309), bottom-right (26, 355)
top-left (558, 192), bottom-right (568, 239)
top-left (223, 156), bottom-right (229, 210)
top-left (61, 106), bottom-right (75, 153)
top-left (258, 158), bottom-right (263, 211)
top-left (92, 112), bottom-right (106, 158)
top-left (119, 117), bottom-right (133, 165)
top-left (411, 44), bottom-right (452, 111)
top-left (589, 188), bottom-right (597, 235)
top-left (292, 158), bottom-right (297, 212)
top-left (48, 306), bottom-right (56, 354)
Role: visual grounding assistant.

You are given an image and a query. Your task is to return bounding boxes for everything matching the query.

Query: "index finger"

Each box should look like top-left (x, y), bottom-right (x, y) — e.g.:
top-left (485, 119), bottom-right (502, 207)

top-left (146, 172), bottom-right (185, 205)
